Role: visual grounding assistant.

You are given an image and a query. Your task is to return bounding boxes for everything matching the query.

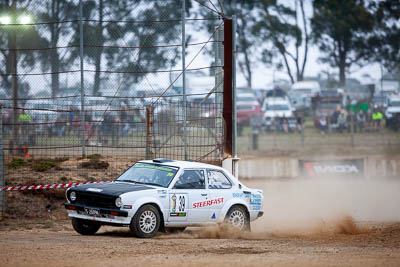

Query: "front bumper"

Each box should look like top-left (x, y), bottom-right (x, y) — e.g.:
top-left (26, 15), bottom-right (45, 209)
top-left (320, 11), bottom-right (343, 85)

top-left (65, 203), bottom-right (131, 225)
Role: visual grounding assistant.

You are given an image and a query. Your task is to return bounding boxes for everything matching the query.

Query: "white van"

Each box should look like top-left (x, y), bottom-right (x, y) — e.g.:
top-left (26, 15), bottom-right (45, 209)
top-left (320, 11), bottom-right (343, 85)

top-left (291, 81), bottom-right (321, 97)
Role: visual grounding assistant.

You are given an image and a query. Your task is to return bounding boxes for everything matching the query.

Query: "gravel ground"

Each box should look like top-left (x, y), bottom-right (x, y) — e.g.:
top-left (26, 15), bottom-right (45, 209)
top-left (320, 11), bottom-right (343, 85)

top-left (1, 178), bottom-right (399, 267)
top-left (0, 221), bottom-right (399, 267)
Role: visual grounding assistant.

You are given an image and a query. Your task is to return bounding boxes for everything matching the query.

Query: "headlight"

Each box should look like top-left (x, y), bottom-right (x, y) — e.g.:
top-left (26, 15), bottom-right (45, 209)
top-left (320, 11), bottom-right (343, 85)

top-left (115, 197), bottom-right (122, 208)
top-left (70, 191), bottom-right (76, 202)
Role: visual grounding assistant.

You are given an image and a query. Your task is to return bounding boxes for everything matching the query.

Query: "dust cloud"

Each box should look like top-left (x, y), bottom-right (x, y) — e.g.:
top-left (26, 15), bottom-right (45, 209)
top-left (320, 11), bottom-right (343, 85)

top-left (161, 178), bottom-right (400, 239)
top-left (250, 178), bottom-right (400, 236)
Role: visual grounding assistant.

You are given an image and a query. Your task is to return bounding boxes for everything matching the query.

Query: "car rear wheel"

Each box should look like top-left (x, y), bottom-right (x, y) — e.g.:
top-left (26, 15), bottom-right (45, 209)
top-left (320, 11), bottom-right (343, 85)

top-left (225, 206), bottom-right (250, 231)
top-left (71, 218), bottom-right (101, 235)
top-left (130, 204), bottom-right (160, 238)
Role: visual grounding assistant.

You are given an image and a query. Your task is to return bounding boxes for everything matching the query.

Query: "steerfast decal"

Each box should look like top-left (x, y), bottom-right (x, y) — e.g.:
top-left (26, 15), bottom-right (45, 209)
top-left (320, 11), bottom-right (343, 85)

top-left (193, 197), bottom-right (224, 208)
top-left (300, 159), bottom-right (364, 177)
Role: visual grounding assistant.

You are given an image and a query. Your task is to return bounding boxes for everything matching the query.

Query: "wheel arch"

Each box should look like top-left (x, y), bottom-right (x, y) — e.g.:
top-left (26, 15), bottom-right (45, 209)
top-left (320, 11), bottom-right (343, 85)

top-left (226, 204), bottom-right (250, 221)
top-left (134, 201), bottom-right (165, 232)
top-left (217, 199), bottom-right (250, 223)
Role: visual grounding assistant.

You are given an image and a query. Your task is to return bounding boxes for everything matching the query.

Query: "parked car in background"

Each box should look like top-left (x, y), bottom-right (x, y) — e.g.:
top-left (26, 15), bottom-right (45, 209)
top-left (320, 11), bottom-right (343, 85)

top-left (372, 94), bottom-right (389, 110)
top-left (262, 98), bottom-right (295, 131)
top-left (288, 92), bottom-right (311, 115)
top-left (237, 91), bottom-right (262, 135)
top-left (313, 90), bottom-right (343, 128)
top-left (291, 80), bottom-right (321, 97)
top-left (187, 95), bottom-right (216, 127)
top-left (385, 96), bottom-right (400, 130)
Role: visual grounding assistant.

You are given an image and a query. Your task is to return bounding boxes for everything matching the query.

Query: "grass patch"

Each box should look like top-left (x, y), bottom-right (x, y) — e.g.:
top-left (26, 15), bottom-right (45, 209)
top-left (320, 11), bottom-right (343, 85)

top-left (7, 159), bottom-right (27, 169)
top-left (79, 158), bottom-right (109, 169)
top-left (87, 154), bottom-right (102, 159)
top-left (31, 160), bottom-right (57, 172)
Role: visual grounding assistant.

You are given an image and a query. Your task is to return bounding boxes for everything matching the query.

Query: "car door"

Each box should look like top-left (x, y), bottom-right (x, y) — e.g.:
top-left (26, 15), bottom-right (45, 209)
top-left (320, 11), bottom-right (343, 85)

top-left (168, 169), bottom-right (209, 224)
top-left (206, 169), bottom-right (234, 221)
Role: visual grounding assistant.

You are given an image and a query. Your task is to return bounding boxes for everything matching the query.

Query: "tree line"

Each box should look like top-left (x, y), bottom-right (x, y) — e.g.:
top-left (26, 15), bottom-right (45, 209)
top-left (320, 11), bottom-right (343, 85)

top-left (0, 0), bottom-right (398, 100)
top-left (204, 0), bottom-right (399, 88)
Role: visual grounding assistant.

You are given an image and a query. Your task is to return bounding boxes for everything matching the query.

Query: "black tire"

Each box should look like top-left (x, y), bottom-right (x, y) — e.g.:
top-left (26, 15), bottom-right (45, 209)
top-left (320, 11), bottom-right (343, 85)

top-left (165, 227), bottom-right (186, 234)
top-left (225, 205), bottom-right (250, 232)
top-left (71, 218), bottom-right (101, 235)
top-left (130, 204), bottom-right (161, 238)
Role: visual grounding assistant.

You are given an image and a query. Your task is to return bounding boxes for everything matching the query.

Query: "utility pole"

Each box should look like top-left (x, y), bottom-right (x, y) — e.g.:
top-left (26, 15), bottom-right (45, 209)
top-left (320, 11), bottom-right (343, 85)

top-left (11, 0), bottom-right (18, 147)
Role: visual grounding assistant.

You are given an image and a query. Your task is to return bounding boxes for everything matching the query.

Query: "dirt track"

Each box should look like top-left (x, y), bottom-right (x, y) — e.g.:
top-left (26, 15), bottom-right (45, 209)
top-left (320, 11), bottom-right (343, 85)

top-left (1, 179), bottom-right (400, 266)
top-left (0, 221), bottom-right (399, 267)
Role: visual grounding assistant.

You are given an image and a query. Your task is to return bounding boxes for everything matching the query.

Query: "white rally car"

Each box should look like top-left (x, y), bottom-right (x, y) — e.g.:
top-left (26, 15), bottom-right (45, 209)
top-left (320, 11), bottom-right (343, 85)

top-left (65, 159), bottom-right (264, 238)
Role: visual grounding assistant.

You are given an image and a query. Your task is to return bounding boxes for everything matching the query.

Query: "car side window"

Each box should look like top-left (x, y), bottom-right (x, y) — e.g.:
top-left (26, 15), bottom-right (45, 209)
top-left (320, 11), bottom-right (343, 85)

top-left (207, 170), bottom-right (232, 189)
top-left (173, 170), bottom-right (205, 190)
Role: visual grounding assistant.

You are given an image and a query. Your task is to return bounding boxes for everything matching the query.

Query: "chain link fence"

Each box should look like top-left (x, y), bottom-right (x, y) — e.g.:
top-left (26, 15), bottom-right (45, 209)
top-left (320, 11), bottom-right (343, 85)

top-left (238, 108), bottom-right (400, 153)
top-left (0, 0), bottom-right (227, 191)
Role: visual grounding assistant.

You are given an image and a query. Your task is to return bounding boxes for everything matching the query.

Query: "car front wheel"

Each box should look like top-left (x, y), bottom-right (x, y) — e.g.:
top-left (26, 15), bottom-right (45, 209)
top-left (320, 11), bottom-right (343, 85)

top-left (71, 218), bottom-right (101, 235)
top-left (130, 204), bottom-right (160, 238)
top-left (225, 205), bottom-right (250, 231)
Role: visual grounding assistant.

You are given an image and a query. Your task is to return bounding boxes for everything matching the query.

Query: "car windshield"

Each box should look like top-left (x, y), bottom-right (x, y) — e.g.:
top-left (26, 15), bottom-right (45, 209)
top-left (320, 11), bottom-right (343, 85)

top-left (115, 162), bottom-right (178, 187)
top-left (390, 101), bottom-right (400, 107)
top-left (269, 104), bottom-right (289, 111)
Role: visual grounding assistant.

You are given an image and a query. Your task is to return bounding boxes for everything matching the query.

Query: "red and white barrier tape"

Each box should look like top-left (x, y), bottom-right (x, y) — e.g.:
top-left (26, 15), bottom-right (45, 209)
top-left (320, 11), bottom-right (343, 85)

top-left (0, 181), bottom-right (110, 192)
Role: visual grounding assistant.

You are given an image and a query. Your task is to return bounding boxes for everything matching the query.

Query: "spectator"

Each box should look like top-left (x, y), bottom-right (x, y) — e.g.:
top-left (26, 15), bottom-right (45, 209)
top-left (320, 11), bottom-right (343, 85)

top-left (18, 109), bottom-right (31, 144)
top-left (296, 114), bottom-right (303, 133)
top-left (275, 117), bottom-right (282, 133)
top-left (331, 106), bottom-right (341, 125)
top-left (366, 108), bottom-right (373, 132)
top-left (347, 111), bottom-right (356, 133)
top-left (372, 107), bottom-right (383, 132)
top-left (282, 118), bottom-right (289, 133)
top-left (319, 116), bottom-right (328, 134)
top-left (337, 110), bottom-right (347, 133)
top-left (356, 110), bottom-right (366, 133)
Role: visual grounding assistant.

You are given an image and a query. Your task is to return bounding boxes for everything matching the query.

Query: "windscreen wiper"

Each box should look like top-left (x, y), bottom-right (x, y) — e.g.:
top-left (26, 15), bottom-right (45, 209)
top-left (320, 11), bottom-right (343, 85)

top-left (115, 179), bottom-right (137, 184)
top-left (133, 181), bottom-right (164, 187)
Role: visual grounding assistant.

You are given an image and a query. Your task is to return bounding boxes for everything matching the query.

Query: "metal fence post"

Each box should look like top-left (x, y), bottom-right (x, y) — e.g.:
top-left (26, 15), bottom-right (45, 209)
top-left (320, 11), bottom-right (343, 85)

top-left (351, 112), bottom-right (355, 147)
top-left (79, 0), bottom-right (86, 158)
top-left (301, 116), bottom-right (305, 147)
top-left (146, 106), bottom-right (153, 160)
top-left (182, 0), bottom-right (188, 161)
top-left (0, 106), bottom-right (4, 220)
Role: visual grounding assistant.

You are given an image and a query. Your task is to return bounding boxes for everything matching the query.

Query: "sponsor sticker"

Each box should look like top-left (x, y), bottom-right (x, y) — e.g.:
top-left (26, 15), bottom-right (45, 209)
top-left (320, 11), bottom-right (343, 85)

top-left (134, 163), bottom-right (173, 172)
top-left (193, 197), bottom-right (224, 209)
top-left (170, 193), bottom-right (187, 215)
top-left (170, 212), bottom-right (187, 217)
top-left (232, 193), bottom-right (244, 198)
top-left (300, 159), bottom-right (364, 177)
top-left (250, 194), bottom-right (262, 204)
top-left (86, 188), bottom-right (103, 192)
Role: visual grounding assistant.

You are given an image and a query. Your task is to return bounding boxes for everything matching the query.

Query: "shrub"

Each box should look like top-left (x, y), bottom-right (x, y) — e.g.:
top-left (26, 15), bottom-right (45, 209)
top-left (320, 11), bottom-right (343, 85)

top-left (7, 159), bottom-right (27, 169)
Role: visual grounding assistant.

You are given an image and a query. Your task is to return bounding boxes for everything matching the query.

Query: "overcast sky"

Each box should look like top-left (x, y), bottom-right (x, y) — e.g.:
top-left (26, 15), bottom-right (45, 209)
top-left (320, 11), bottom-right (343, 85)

top-left (185, 0), bottom-right (382, 89)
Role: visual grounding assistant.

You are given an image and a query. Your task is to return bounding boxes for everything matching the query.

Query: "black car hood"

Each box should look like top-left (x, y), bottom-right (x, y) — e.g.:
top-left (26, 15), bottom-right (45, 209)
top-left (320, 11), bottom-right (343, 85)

top-left (70, 182), bottom-right (153, 197)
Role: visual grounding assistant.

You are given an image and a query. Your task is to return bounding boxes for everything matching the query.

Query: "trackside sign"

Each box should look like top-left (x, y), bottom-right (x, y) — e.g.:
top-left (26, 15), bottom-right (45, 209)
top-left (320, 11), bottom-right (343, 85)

top-left (299, 159), bottom-right (364, 178)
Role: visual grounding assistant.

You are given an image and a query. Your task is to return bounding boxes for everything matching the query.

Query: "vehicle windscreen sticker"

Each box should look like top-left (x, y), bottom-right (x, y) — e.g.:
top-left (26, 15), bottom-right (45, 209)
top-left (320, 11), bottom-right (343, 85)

top-left (170, 193), bottom-right (187, 217)
top-left (134, 163), bottom-right (174, 172)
